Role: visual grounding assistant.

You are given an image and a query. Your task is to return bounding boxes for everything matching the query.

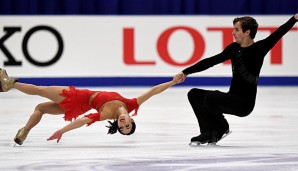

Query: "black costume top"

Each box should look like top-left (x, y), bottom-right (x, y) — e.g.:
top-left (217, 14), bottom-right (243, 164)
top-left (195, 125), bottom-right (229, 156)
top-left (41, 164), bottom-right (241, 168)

top-left (183, 16), bottom-right (297, 98)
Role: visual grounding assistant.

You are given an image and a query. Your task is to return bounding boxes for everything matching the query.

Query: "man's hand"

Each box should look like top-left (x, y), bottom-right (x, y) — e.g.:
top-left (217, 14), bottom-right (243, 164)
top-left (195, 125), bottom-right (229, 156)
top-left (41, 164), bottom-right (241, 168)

top-left (173, 72), bottom-right (186, 84)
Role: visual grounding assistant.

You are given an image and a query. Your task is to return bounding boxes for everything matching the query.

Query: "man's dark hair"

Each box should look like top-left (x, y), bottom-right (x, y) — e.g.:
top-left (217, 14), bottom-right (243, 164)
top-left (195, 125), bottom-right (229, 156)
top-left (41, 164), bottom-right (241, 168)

top-left (233, 16), bottom-right (259, 39)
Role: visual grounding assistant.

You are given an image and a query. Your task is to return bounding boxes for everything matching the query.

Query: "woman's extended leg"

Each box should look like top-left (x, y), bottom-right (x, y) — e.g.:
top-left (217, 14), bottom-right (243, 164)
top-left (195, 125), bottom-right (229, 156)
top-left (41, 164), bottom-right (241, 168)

top-left (13, 82), bottom-right (69, 103)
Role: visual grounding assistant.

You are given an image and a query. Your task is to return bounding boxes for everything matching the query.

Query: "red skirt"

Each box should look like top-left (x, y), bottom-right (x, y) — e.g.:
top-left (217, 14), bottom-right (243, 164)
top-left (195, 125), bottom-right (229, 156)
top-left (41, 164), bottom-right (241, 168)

top-left (59, 86), bottom-right (94, 122)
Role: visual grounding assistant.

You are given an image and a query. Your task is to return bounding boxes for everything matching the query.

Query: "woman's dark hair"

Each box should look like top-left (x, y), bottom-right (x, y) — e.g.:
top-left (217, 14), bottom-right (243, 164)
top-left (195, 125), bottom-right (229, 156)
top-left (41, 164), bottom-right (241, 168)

top-left (233, 16), bottom-right (259, 39)
top-left (106, 120), bottom-right (136, 135)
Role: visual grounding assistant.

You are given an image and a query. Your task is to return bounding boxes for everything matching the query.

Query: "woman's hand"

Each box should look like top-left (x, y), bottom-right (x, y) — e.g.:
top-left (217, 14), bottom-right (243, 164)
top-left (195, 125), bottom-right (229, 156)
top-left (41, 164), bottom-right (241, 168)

top-left (47, 130), bottom-right (63, 143)
top-left (173, 72), bottom-right (186, 84)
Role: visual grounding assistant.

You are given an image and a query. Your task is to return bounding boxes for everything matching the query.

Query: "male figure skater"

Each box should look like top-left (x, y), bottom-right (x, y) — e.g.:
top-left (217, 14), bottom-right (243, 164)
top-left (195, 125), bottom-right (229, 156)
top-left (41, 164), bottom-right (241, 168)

top-left (174, 13), bottom-right (298, 145)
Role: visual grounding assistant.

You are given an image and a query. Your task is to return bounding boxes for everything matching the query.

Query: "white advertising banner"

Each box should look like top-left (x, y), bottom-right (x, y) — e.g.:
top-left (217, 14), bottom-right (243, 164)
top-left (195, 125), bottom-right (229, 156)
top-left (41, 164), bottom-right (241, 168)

top-left (0, 15), bottom-right (297, 77)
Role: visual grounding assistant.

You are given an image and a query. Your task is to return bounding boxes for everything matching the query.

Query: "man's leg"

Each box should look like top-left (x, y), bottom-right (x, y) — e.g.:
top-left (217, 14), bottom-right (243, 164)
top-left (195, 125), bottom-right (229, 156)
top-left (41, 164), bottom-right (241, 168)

top-left (188, 88), bottom-right (220, 144)
top-left (188, 88), bottom-right (217, 133)
top-left (204, 91), bottom-right (252, 142)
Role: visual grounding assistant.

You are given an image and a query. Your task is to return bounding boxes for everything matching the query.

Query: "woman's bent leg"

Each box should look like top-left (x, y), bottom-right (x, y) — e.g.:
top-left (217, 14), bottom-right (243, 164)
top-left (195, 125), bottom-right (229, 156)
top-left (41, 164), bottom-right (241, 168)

top-left (24, 101), bottom-right (64, 130)
top-left (14, 101), bottom-right (64, 145)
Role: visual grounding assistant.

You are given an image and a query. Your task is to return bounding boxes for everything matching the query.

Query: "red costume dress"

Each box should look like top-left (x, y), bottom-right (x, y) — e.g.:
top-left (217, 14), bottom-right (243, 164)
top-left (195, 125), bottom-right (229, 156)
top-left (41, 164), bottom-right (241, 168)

top-left (58, 86), bottom-right (139, 126)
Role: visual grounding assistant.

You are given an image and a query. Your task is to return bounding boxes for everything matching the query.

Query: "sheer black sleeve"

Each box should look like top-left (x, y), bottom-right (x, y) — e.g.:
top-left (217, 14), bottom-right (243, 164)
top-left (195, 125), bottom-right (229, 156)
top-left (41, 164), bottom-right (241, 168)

top-left (182, 43), bottom-right (235, 75)
top-left (260, 16), bottom-right (298, 52)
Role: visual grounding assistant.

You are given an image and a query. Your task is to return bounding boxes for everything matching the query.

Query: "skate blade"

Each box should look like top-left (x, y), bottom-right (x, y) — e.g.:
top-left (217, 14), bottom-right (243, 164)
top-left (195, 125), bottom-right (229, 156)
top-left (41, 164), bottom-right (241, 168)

top-left (189, 142), bottom-right (201, 146)
top-left (189, 140), bottom-right (209, 146)
top-left (189, 142), bottom-right (220, 147)
top-left (220, 131), bottom-right (232, 141)
top-left (210, 131), bottom-right (232, 145)
top-left (207, 142), bottom-right (220, 146)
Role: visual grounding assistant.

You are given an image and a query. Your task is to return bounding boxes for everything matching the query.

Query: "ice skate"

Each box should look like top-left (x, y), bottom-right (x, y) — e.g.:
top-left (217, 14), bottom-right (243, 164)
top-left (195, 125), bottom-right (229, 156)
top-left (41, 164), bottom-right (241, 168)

top-left (208, 129), bottom-right (232, 146)
top-left (0, 69), bottom-right (18, 92)
top-left (207, 131), bottom-right (220, 146)
top-left (189, 132), bottom-right (211, 146)
top-left (14, 127), bottom-right (30, 145)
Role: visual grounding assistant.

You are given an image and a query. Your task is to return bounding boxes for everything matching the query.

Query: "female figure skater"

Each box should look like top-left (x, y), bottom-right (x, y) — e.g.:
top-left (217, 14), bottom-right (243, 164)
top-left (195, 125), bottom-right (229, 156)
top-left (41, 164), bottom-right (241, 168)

top-left (174, 13), bottom-right (298, 145)
top-left (0, 69), bottom-right (177, 145)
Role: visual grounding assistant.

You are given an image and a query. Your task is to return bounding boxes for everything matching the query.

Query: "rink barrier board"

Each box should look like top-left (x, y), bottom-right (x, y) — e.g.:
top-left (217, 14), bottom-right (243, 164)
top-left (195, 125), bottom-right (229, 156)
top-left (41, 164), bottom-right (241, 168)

top-left (18, 76), bottom-right (298, 87)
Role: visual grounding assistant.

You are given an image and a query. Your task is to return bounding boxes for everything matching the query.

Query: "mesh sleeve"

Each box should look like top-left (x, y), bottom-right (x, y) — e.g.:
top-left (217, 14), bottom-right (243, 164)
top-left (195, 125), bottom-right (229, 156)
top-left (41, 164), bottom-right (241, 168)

top-left (84, 112), bottom-right (101, 126)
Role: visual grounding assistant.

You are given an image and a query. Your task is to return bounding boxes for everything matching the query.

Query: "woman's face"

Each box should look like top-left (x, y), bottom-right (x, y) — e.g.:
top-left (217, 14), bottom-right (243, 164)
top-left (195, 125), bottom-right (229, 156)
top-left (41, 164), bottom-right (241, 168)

top-left (117, 114), bottom-right (133, 135)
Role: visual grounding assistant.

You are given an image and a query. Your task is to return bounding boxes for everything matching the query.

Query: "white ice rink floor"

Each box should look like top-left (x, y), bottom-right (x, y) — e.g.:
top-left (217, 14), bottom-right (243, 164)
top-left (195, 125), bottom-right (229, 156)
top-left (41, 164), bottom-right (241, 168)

top-left (1, 86), bottom-right (298, 171)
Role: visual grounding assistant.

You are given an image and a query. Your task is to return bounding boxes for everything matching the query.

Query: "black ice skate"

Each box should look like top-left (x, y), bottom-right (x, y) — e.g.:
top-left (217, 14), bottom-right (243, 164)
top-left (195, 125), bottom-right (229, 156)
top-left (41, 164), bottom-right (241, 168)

top-left (208, 129), bottom-right (232, 146)
top-left (189, 132), bottom-right (212, 146)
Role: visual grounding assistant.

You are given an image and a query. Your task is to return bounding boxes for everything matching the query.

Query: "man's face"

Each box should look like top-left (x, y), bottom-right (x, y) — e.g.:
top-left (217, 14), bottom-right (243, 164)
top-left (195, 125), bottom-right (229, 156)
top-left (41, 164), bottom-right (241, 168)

top-left (232, 21), bottom-right (248, 44)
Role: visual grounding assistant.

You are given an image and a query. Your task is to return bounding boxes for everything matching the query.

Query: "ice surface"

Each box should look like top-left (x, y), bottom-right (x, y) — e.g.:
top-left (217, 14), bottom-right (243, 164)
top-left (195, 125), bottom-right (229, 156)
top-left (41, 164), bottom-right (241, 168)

top-left (1, 86), bottom-right (298, 171)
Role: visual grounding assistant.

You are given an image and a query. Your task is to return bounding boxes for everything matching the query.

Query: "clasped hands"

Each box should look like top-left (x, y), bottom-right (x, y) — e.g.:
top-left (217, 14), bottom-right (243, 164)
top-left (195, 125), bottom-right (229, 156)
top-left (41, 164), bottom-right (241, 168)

top-left (173, 72), bottom-right (187, 84)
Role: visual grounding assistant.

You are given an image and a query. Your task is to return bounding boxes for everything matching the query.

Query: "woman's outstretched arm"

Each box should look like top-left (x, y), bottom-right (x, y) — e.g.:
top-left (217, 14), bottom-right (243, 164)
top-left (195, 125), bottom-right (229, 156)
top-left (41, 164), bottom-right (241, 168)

top-left (47, 117), bottom-right (92, 143)
top-left (137, 80), bottom-right (177, 106)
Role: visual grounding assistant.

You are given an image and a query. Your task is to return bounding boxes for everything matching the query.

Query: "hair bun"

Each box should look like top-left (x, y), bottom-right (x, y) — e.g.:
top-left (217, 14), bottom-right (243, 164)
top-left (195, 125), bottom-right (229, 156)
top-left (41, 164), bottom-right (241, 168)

top-left (106, 120), bottom-right (118, 134)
